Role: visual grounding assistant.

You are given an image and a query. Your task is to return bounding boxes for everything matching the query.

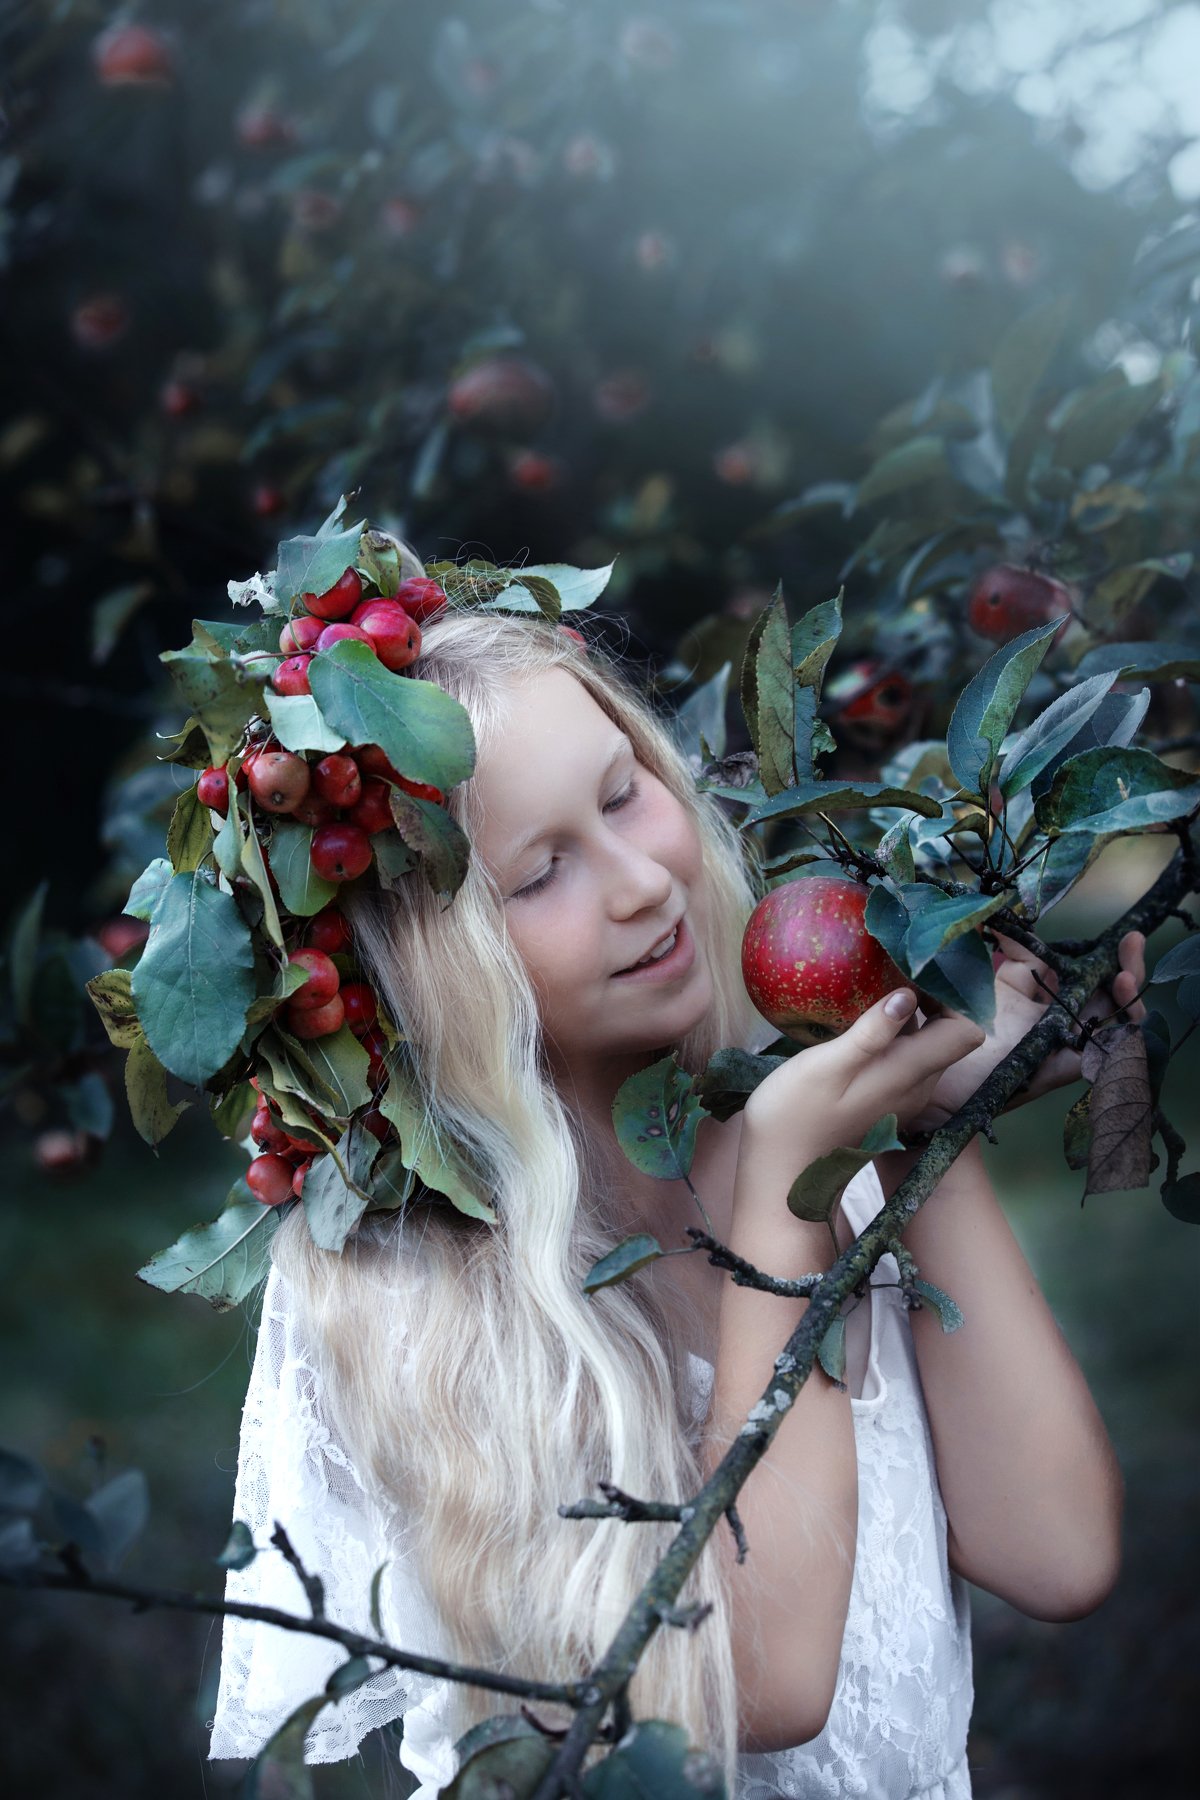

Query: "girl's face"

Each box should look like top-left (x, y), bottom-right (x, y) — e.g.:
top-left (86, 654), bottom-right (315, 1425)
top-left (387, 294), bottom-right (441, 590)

top-left (473, 668), bottom-right (715, 1089)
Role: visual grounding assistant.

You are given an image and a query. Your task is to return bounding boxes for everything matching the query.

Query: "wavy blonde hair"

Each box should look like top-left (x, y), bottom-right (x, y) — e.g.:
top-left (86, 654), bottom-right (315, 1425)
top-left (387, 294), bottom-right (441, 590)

top-left (270, 605), bottom-right (776, 1793)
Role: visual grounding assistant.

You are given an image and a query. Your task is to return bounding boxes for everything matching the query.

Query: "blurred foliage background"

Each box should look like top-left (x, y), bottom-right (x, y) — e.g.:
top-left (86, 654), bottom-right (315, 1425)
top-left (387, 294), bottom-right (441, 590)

top-left (2, 0), bottom-right (1200, 1794)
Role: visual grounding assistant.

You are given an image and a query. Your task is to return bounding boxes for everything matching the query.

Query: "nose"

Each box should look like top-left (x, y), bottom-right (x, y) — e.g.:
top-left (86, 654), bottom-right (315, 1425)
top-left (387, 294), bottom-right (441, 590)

top-left (603, 832), bottom-right (673, 919)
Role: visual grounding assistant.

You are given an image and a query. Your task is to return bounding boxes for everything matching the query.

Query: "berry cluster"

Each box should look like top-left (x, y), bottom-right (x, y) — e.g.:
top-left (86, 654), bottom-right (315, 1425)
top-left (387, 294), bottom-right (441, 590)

top-left (244, 902), bottom-right (393, 1206)
top-left (273, 568), bottom-right (448, 689)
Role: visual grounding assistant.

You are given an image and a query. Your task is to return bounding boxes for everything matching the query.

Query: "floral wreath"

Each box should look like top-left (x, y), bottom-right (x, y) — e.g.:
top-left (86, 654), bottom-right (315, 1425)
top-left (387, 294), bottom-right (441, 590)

top-left (87, 497), bottom-right (609, 1312)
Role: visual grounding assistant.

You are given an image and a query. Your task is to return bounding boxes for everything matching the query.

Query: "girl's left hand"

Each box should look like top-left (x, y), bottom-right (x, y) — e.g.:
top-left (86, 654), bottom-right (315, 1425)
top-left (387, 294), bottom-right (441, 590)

top-left (901, 928), bottom-right (1147, 1134)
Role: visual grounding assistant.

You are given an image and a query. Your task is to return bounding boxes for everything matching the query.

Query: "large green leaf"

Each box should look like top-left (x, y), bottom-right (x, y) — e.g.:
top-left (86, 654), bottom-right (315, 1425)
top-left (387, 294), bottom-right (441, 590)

top-left (946, 618), bottom-right (1063, 797)
top-left (136, 1186), bottom-right (281, 1311)
top-left (287, 1023), bottom-right (372, 1117)
top-left (1016, 831), bottom-right (1106, 919)
top-left (742, 780), bottom-right (942, 828)
top-left (378, 1063), bottom-right (497, 1223)
top-left (1034, 747), bottom-right (1200, 836)
top-left (991, 293), bottom-right (1074, 437)
top-left (791, 592), bottom-right (843, 779)
top-left (275, 516), bottom-right (367, 608)
top-left (999, 672), bottom-right (1119, 798)
top-left (753, 589), bottom-right (795, 796)
top-left (853, 435), bottom-right (948, 510)
top-left (787, 1115), bottom-right (904, 1224)
top-left (124, 858), bottom-right (172, 921)
top-left (582, 1233), bottom-right (665, 1294)
top-left (308, 639), bottom-right (475, 791)
top-left (1070, 640), bottom-right (1200, 685)
top-left (125, 1030), bottom-right (189, 1145)
top-left (864, 883), bottom-right (996, 1027)
top-left (159, 648), bottom-right (264, 767)
top-left (612, 1053), bottom-right (705, 1181)
top-left (902, 890), bottom-right (1011, 976)
top-left (302, 1124), bottom-right (375, 1252)
top-left (268, 820), bottom-right (339, 916)
top-left (131, 871), bottom-right (256, 1087)
top-left (167, 784), bottom-right (213, 873)
top-left (388, 789), bottom-right (472, 902)
top-left (264, 691), bottom-right (347, 754)
top-left (579, 1718), bottom-right (726, 1799)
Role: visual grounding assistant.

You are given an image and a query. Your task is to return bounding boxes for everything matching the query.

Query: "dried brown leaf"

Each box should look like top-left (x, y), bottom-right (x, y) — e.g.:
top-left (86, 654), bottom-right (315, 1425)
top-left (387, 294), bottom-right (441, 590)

top-left (1083, 1023), bottom-right (1153, 1195)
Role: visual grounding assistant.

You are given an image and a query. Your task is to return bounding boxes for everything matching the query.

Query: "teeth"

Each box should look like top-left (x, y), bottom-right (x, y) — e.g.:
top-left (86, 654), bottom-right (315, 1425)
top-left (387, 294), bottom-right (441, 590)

top-left (638, 928), bottom-right (677, 966)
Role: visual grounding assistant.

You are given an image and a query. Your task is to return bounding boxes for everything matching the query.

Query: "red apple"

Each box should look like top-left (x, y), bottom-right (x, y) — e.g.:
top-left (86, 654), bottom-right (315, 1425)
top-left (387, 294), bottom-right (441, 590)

top-left (246, 1153), bottom-right (296, 1207)
top-left (313, 753), bottom-right (362, 809)
top-left (197, 766), bottom-right (230, 813)
top-left (967, 564), bottom-right (1073, 644)
top-left (740, 876), bottom-right (914, 1047)
top-left (306, 907), bottom-right (352, 955)
top-left (447, 355), bottom-right (554, 434)
top-left (287, 948), bottom-right (341, 1008)
top-left (304, 568), bottom-right (363, 620)
top-left (279, 614), bottom-right (323, 654)
top-left (247, 749), bottom-right (310, 813)
top-left (272, 654), bottom-right (313, 696)
top-left (393, 577), bottom-right (448, 624)
top-left (311, 822), bottom-right (373, 882)
top-left (286, 992), bottom-right (346, 1038)
top-left (92, 23), bottom-right (174, 86)
top-left (352, 601), bottom-right (422, 671)
top-left (315, 622), bottom-right (373, 652)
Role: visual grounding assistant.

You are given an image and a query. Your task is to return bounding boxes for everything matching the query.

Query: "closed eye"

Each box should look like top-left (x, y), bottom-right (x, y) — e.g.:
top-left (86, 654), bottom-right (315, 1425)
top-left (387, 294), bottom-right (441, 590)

top-left (511, 778), bottom-right (641, 900)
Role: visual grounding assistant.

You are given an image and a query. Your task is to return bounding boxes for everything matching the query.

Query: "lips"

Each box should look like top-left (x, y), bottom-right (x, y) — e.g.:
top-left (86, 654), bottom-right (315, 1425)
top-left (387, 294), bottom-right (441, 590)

top-left (614, 916), bottom-right (682, 976)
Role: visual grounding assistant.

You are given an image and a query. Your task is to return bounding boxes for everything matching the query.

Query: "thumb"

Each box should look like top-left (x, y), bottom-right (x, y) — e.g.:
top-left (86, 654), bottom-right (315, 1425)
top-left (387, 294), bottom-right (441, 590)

top-left (842, 986), bottom-right (919, 1057)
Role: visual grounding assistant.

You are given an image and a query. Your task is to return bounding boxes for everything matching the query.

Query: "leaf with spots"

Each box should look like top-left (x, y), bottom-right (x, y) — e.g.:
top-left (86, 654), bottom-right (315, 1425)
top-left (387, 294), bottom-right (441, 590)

top-left (612, 1053), bottom-right (706, 1181)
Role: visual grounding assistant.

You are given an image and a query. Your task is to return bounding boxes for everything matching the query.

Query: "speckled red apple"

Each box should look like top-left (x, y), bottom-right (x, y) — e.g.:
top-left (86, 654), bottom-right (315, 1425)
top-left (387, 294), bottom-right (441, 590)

top-left (741, 875), bottom-right (915, 1047)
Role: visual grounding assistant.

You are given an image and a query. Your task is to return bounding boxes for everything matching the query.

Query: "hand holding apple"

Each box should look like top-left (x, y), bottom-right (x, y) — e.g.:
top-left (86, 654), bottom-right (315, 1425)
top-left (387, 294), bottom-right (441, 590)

top-left (741, 875), bottom-right (915, 1046)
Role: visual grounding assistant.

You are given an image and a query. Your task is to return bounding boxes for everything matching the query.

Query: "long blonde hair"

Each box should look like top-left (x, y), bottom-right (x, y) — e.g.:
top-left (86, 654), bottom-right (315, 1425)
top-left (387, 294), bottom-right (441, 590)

top-left (270, 607), bottom-right (775, 1791)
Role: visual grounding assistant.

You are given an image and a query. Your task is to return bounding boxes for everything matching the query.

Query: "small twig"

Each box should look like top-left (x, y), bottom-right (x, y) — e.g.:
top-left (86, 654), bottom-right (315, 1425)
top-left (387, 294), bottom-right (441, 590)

top-left (685, 1227), bottom-right (823, 1298)
top-left (270, 1521), bottom-right (326, 1619)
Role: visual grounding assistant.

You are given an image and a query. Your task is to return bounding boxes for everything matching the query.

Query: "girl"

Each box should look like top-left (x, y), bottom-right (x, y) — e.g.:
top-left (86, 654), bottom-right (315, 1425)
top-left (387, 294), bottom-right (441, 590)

top-left (208, 607), bottom-right (1145, 1798)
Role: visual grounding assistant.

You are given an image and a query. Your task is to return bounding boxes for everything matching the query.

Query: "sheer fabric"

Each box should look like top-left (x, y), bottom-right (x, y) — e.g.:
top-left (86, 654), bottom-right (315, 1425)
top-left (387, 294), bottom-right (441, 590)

top-left (207, 1162), bottom-right (973, 1798)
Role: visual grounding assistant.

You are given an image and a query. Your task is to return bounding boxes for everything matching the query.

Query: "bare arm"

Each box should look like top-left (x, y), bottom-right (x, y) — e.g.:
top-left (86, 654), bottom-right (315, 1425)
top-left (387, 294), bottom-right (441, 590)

top-left (701, 1121), bottom-right (857, 1753)
top-left (874, 1136), bottom-right (1124, 1621)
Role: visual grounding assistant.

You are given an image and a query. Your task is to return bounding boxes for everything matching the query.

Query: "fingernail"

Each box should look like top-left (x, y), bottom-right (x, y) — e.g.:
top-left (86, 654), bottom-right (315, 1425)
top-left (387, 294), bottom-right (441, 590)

top-left (886, 989), bottom-right (916, 1019)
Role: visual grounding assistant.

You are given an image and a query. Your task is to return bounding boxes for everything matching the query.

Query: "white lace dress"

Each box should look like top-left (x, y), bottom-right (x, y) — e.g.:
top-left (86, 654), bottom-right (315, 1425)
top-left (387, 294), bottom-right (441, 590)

top-left (382, 1166), bottom-right (973, 1799)
top-left (208, 1163), bottom-right (973, 1799)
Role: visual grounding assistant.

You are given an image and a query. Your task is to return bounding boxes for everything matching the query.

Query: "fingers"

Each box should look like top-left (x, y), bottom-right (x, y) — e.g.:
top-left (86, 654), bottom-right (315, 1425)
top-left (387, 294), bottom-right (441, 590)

top-left (842, 987), bottom-right (920, 1057)
top-left (844, 987), bottom-right (984, 1073)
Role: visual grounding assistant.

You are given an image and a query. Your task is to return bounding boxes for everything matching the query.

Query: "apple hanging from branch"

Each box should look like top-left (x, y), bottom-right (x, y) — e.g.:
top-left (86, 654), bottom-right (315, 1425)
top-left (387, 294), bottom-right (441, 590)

top-left (741, 875), bottom-right (917, 1047)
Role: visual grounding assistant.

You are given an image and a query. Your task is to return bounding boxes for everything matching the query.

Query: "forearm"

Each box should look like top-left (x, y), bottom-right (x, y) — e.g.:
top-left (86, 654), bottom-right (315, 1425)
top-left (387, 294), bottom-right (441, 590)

top-left (874, 1135), bottom-right (1124, 1621)
top-left (702, 1130), bottom-right (857, 1749)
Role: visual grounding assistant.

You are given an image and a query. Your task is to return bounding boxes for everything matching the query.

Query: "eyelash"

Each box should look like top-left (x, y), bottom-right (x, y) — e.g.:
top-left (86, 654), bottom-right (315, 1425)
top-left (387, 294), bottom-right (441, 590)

top-left (512, 778), bottom-right (641, 900)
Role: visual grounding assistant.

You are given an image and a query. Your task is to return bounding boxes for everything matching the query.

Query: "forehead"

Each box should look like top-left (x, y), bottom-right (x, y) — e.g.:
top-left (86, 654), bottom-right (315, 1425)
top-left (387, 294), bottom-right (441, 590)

top-left (474, 668), bottom-right (628, 867)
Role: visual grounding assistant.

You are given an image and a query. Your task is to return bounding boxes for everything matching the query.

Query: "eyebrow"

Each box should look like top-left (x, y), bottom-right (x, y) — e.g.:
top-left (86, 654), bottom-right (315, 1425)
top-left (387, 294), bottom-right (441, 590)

top-left (503, 733), bottom-right (633, 867)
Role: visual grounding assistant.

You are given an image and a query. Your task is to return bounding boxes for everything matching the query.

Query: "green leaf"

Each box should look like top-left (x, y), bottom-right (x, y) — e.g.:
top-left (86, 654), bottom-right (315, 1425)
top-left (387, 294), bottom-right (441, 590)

top-left (910, 1277), bottom-right (964, 1333)
top-left (1071, 640), bottom-right (1200, 685)
top-left (902, 891), bottom-right (1010, 976)
top-left (612, 1054), bottom-right (705, 1181)
top-left (167, 783), bottom-right (214, 874)
top-left (244, 1697), bottom-right (325, 1800)
top-left (743, 780), bottom-right (942, 829)
top-left (387, 790), bottom-right (471, 904)
top-left (302, 1124), bottom-right (375, 1252)
top-left (447, 1717), bottom-right (557, 1799)
top-left (215, 1520), bottom-right (257, 1571)
top-left (1016, 831), bottom-right (1104, 919)
top-left (1150, 937), bottom-right (1200, 983)
top-left (276, 516), bottom-right (367, 609)
top-left (1162, 1173), bottom-right (1200, 1224)
top-left (130, 871), bottom-right (256, 1088)
top-left (212, 791), bottom-right (245, 881)
top-left (791, 592), bottom-right (843, 780)
top-left (377, 1063), bottom-right (497, 1224)
top-left (738, 599), bottom-right (774, 765)
top-left (864, 885), bottom-right (996, 1028)
top-left (583, 1233), bottom-right (665, 1294)
top-left (752, 588), bottom-right (795, 796)
top-left (875, 814), bottom-right (916, 884)
top-left (136, 1188), bottom-right (281, 1311)
top-left (326, 1656), bottom-right (376, 1700)
top-left (991, 293), bottom-right (1074, 437)
top-left (479, 560), bottom-right (615, 612)
top-left (124, 858), bottom-right (172, 922)
top-left (1052, 368), bottom-right (1164, 472)
top-left (85, 1468), bottom-right (149, 1572)
top-left (578, 1719), bottom-right (725, 1800)
top-left (158, 648), bottom-right (263, 768)
top-left (853, 435), bottom-right (948, 510)
top-left (289, 1023), bottom-right (371, 1118)
top-left (308, 640), bottom-right (475, 793)
top-left (693, 1046), bottom-right (790, 1122)
top-left (999, 672), bottom-right (1120, 798)
top-left (368, 1560), bottom-right (390, 1635)
top-left (372, 830), bottom-right (418, 890)
top-left (9, 881), bottom-right (47, 1025)
top-left (268, 821), bottom-right (339, 916)
top-left (240, 814), bottom-right (285, 949)
top-left (787, 1117), bottom-right (902, 1224)
top-left (946, 618), bottom-right (1063, 797)
top-left (263, 691), bottom-right (347, 755)
top-left (86, 968), bottom-right (141, 1048)
top-left (124, 1031), bottom-right (189, 1145)
top-left (1034, 747), bottom-right (1200, 836)
top-left (817, 1315), bottom-right (847, 1386)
